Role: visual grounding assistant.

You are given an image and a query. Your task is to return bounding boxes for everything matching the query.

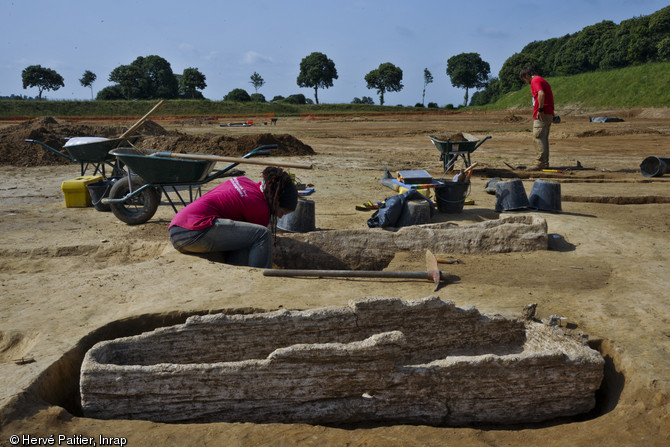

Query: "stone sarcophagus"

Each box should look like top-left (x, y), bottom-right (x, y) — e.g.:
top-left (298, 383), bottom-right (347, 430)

top-left (80, 296), bottom-right (604, 426)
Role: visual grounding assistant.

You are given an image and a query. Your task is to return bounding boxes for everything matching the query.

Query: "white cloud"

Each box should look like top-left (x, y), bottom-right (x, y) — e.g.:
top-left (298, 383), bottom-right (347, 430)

top-left (242, 51), bottom-right (273, 65)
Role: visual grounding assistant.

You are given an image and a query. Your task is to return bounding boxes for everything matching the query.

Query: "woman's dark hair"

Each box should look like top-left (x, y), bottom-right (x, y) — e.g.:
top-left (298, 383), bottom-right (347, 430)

top-left (262, 166), bottom-right (298, 240)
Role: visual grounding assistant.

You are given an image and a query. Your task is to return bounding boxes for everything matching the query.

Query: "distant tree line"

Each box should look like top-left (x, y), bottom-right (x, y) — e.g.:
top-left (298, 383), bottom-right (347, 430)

top-left (471, 5), bottom-right (670, 106)
top-left (15, 5), bottom-right (668, 107)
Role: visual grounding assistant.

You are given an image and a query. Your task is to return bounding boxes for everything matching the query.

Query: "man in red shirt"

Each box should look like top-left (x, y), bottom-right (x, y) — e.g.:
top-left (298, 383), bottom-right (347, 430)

top-left (520, 66), bottom-right (554, 170)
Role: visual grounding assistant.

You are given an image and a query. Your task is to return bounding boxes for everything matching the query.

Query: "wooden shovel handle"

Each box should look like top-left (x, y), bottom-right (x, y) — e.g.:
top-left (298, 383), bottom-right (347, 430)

top-left (119, 100), bottom-right (165, 139)
top-left (168, 152), bottom-right (313, 169)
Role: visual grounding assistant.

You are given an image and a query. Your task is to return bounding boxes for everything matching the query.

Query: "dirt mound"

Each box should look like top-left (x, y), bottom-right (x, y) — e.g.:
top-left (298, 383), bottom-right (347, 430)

top-left (137, 120), bottom-right (169, 136)
top-left (137, 132), bottom-right (315, 157)
top-left (0, 118), bottom-right (314, 167)
top-left (498, 113), bottom-right (525, 123)
top-left (0, 117), bottom-right (128, 167)
top-left (432, 133), bottom-right (467, 142)
top-left (0, 117), bottom-right (159, 167)
top-left (576, 127), bottom-right (662, 138)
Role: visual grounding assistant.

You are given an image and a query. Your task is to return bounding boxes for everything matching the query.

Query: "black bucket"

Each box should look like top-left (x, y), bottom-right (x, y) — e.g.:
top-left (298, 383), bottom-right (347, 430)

top-left (495, 179), bottom-right (529, 212)
top-left (435, 181), bottom-right (470, 213)
top-left (86, 178), bottom-right (118, 212)
top-left (529, 180), bottom-right (561, 212)
top-left (278, 198), bottom-right (316, 232)
top-left (640, 156), bottom-right (670, 177)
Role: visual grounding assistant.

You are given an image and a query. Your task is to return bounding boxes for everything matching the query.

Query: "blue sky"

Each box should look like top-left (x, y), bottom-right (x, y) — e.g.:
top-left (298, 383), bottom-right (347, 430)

top-left (2, 0), bottom-right (667, 106)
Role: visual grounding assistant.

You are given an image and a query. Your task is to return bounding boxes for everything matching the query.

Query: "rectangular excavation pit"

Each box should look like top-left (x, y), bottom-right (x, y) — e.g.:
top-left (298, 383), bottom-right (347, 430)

top-left (80, 296), bottom-right (604, 426)
top-left (273, 214), bottom-right (549, 270)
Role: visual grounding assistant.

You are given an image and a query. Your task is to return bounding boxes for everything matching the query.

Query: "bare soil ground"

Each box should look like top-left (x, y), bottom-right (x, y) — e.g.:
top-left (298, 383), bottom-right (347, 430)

top-left (0, 109), bottom-right (669, 446)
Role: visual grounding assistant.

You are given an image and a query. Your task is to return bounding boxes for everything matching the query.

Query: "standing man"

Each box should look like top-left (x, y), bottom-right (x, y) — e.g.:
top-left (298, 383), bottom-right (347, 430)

top-left (520, 66), bottom-right (554, 170)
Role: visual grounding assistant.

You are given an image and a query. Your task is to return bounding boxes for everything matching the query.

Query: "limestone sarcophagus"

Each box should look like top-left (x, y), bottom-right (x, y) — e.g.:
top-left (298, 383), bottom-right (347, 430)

top-left (80, 296), bottom-right (604, 425)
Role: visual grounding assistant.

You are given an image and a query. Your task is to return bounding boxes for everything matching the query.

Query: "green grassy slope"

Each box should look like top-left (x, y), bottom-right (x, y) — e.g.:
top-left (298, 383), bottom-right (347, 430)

top-left (2, 63), bottom-right (668, 117)
top-left (0, 99), bottom-right (424, 118)
top-left (488, 62), bottom-right (670, 110)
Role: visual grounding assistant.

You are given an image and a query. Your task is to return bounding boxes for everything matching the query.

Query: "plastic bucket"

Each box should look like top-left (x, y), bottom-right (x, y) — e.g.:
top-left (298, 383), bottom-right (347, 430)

top-left (495, 179), bottom-right (529, 212)
top-left (640, 156), bottom-right (670, 177)
top-left (86, 178), bottom-right (118, 212)
top-left (397, 200), bottom-right (432, 227)
top-left (529, 180), bottom-right (561, 212)
top-left (278, 198), bottom-right (316, 233)
top-left (434, 181), bottom-right (470, 213)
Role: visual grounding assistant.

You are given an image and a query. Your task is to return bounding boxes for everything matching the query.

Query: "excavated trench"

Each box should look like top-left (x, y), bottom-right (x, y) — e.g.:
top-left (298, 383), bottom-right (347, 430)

top-left (16, 216), bottom-right (623, 428)
top-left (24, 302), bottom-right (624, 429)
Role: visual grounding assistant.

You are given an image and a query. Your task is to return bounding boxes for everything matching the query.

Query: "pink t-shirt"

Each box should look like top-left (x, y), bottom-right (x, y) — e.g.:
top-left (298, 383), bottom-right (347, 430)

top-left (531, 75), bottom-right (554, 119)
top-left (169, 177), bottom-right (270, 230)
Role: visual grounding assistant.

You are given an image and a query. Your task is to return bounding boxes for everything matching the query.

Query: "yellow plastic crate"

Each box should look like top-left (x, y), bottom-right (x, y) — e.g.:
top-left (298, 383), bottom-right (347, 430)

top-left (398, 185), bottom-right (432, 199)
top-left (61, 175), bottom-right (103, 208)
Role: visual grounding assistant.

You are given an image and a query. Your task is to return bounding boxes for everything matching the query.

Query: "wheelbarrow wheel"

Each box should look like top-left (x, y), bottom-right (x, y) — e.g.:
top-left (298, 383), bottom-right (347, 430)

top-left (108, 175), bottom-right (160, 225)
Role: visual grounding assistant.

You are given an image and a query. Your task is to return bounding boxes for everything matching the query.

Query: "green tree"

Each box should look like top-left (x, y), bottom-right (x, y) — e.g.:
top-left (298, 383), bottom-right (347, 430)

top-left (250, 93), bottom-right (266, 102)
top-left (79, 70), bottom-right (97, 100)
top-left (352, 96), bottom-right (374, 104)
top-left (422, 68), bottom-right (433, 106)
top-left (21, 65), bottom-right (64, 99)
top-left (446, 53), bottom-right (490, 106)
top-left (364, 62), bottom-right (403, 106)
top-left (297, 52), bottom-right (338, 104)
top-left (470, 77), bottom-right (502, 106)
top-left (284, 93), bottom-right (307, 104)
top-left (96, 85), bottom-right (124, 100)
top-left (179, 67), bottom-right (207, 99)
top-left (554, 21), bottom-right (616, 75)
top-left (658, 36), bottom-right (670, 60)
top-left (224, 88), bottom-right (251, 102)
top-left (109, 64), bottom-right (144, 100)
top-left (108, 55), bottom-right (179, 100)
top-left (134, 55), bottom-right (179, 99)
top-left (498, 52), bottom-right (539, 93)
top-left (250, 72), bottom-right (265, 93)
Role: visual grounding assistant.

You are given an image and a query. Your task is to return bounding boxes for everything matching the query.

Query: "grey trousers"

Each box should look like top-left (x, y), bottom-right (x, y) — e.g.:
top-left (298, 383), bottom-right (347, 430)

top-left (170, 219), bottom-right (272, 268)
top-left (533, 117), bottom-right (552, 168)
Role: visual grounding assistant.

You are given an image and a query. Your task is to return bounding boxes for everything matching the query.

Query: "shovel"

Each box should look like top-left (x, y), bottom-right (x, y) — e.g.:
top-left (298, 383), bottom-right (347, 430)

top-left (155, 152), bottom-right (313, 170)
top-left (119, 100), bottom-right (165, 139)
top-left (262, 250), bottom-right (448, 291)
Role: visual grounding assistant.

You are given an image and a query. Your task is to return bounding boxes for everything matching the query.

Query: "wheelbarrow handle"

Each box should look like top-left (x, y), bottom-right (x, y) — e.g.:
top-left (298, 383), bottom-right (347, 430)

top-left (25, 139), bottom-right (75, 162)
top-left (473, 135), bottom-right (492, 150)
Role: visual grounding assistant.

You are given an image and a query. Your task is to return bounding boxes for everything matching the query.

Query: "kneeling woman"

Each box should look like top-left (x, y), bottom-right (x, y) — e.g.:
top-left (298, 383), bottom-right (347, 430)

top-left (169, 166), bottom-right (298, 268)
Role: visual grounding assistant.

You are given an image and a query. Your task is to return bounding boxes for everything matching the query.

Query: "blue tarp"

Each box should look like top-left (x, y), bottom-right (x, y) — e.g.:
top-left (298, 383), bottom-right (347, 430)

top-left (589, 116), bottom-right (625, 123)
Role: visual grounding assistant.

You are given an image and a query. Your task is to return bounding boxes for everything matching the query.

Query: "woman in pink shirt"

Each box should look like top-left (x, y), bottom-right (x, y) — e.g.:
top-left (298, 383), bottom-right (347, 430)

top-left (169, 166), bottom-right (298, 268)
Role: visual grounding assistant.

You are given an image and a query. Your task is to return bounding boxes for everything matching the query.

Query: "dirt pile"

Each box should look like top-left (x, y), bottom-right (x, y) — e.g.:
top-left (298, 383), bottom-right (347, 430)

top-left (498, 113), bottom-right (525, 123)
top-left (0, 118), bottom-right (314, 167)
top-left (0, 117), bottom-right (125, 167)
top-left (432, 133), bottom-right (467, 142)
top-left (138, 132), bottom-right (315, 158)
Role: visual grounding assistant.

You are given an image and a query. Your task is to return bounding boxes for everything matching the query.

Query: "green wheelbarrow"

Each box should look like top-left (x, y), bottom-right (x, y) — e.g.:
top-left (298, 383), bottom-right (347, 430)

top-left (102, 145), bottom-right (311, 225)
top-left (25, 136), bottom-right (138, 178)
top-left (429, 133), bottom-right (491, 173)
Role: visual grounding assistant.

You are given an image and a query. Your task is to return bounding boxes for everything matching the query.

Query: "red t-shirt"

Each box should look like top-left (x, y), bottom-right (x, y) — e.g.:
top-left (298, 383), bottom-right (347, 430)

top-left (531, 75), bottom-right (554, 119)
top-left (169, 177), bottom-right (270, 230)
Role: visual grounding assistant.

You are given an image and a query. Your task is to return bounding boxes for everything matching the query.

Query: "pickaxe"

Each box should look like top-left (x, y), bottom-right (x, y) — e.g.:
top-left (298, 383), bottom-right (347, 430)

top-left (262, 250), bottom-right (448, 291)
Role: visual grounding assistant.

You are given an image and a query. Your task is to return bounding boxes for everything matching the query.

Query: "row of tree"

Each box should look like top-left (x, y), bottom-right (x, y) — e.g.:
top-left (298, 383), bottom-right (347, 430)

top-left (20, 58), bottom-right (207, 101)
top-left (22, 6), bottom-right (667, 107)
top-left (20, 50), bottom-right (488, 107)
top-left (471, 5), bottom-right (670, 106)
